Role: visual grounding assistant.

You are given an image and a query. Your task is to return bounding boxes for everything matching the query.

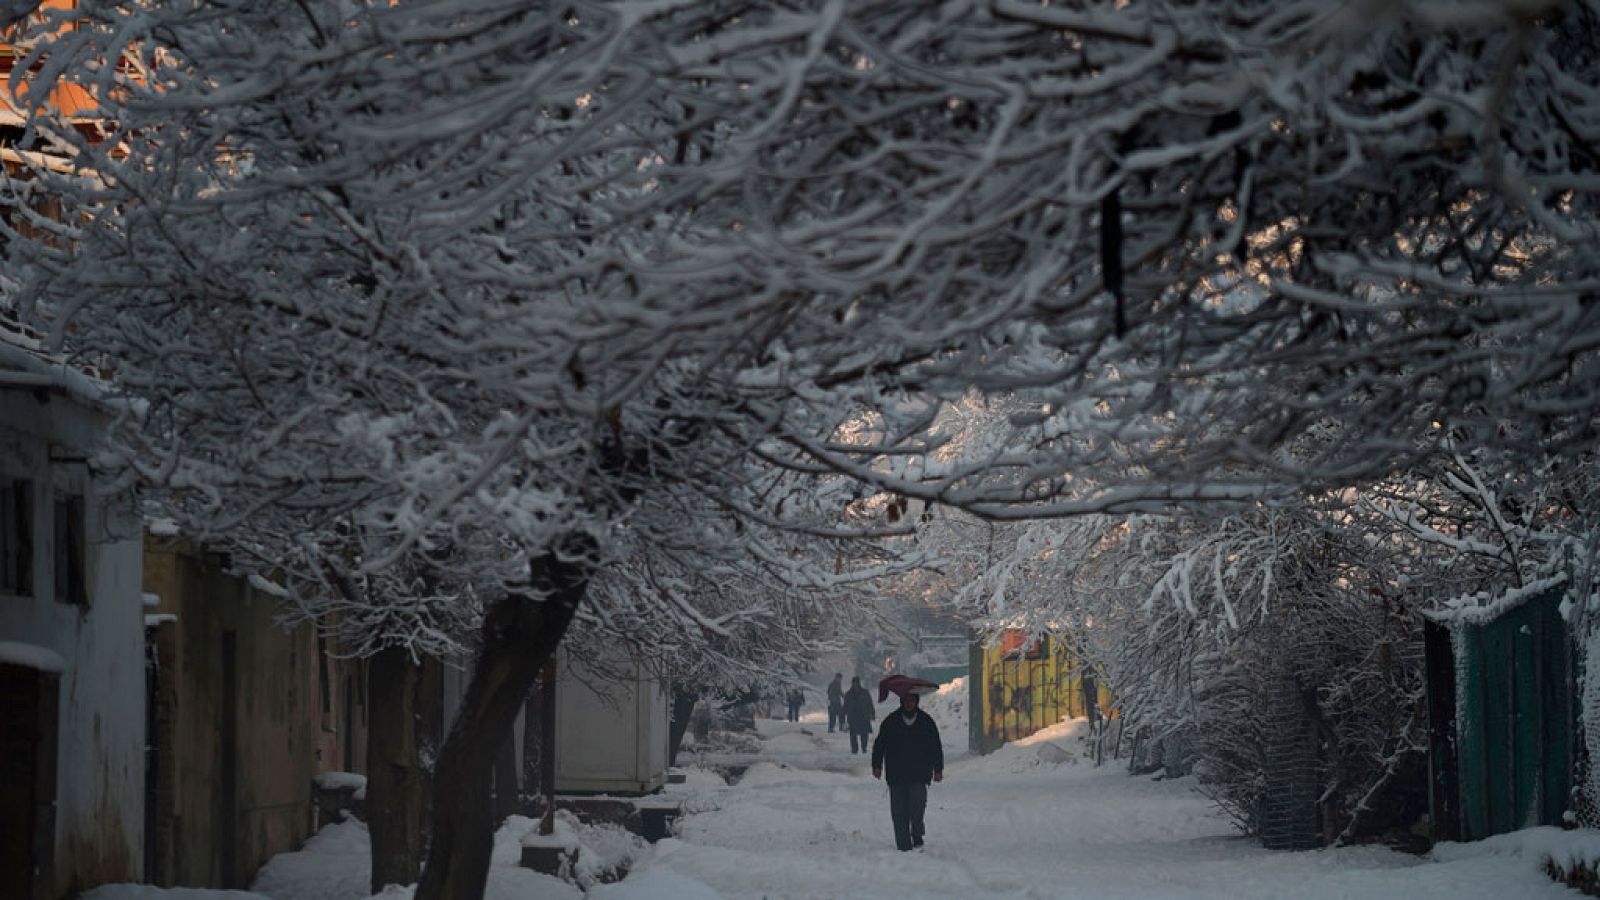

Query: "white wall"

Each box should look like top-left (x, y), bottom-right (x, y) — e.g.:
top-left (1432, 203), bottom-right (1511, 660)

top-left (0, 384), bottom-right (145, 894)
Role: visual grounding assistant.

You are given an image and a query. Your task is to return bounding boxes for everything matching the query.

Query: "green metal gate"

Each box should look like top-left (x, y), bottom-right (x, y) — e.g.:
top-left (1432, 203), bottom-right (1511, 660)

top-left (1425, 585), bottom-right (1576, 842)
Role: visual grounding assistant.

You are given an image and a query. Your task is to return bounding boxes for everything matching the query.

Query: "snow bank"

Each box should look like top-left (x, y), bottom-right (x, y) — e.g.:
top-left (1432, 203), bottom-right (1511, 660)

top-left (919, 677), bottom-right (968, 757)
top-left (250, 818), bottom-right (584, 900)
top-left (357, 868), bottom-right (580, 900)
top-left (736, 761), bottom-right (852, 788)
top-left (1434, 825), bottom-right (1600, 880)
top-left (498, 811), bottom-right (648, 888)
top-left (957, 717), bottom-right (1093, 774)
top-left (83, 883), bottom-right (268, 890)
top-left (587, 867), bottom-right (725, 900)
top-left (251, 820), bottom-right (372, 900)
top-left (669, 766), bottom-right (730, 789)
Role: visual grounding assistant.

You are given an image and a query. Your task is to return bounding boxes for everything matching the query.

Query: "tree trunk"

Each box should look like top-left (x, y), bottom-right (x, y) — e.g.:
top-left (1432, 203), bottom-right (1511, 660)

top-left (668, 685), bottom-right (698, 767)
top-left (528, 659), bottom-right (558, 833)
top-left (414, 547), bottom-right (590, 900)
top-left (521, 679), bottom-right (544, 820)
top-left (541, 662), bottom-right (558, 832)
top-left (367, 645), bottom-right (424, 894)
top-left (493, 727), bottom-right (520, 824)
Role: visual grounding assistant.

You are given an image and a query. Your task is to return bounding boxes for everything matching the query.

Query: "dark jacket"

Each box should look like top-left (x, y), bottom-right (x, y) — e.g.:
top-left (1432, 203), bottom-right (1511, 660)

top-left (843, 685), bottom-right (875, 732)
top-left (871, 709), bottom-right (943, 785)
top-left (826, 678), bottom-right (845, 710)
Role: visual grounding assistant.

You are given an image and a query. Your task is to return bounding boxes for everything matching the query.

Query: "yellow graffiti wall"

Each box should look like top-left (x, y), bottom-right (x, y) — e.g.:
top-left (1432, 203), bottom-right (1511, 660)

top-left (975, 631), bottom-right (1114, 751)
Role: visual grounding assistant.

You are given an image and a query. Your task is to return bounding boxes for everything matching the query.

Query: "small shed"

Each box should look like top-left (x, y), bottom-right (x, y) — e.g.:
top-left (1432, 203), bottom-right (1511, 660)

top-left (1424, 579), bottom-right (1577, 843)
top-left (554, 646), bottom-right (669, 795)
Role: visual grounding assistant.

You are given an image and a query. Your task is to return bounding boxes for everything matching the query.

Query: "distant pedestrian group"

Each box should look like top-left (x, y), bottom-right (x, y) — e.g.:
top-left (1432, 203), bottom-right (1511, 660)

top-left (826, 673), bottom-right (845, 732)
top-left (785, 688), bottom-right (804, 722)
top-left (843, 677), bottom-right (874, 753)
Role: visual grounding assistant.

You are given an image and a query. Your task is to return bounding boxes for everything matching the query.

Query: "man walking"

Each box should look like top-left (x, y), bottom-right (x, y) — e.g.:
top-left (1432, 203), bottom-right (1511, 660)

top-left (871, 676), bottom-right (943, 851)
top-left (826, 673), bottom-right (845, 733)
top-left (843, 676), bottom-right (875, 753)
top-left (786, 688), bottom-right (804, 722)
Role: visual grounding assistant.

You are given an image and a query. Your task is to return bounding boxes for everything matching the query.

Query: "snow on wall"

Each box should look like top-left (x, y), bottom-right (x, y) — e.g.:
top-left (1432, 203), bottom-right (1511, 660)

top-left (0, 385), bottom-right (146, 894)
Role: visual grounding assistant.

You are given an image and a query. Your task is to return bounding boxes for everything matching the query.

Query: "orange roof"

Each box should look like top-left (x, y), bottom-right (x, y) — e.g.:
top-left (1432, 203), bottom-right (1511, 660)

top-left (0, 0), bottom-right (103, 123)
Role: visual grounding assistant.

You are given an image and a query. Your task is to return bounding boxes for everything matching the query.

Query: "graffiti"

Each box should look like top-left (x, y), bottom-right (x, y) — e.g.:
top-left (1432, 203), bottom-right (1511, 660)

top-left (975, 631), bottom-right (1115, 751)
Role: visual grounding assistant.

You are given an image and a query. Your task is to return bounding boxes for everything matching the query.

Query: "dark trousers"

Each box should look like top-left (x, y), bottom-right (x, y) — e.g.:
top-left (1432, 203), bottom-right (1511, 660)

top-left (828, 706), bottom-right (843, 732)
top-left (887, 782), bottom-right (928, 851)
top-left (850, 728), bottom-right (870, 753)
top-left (787, 702), bottom-right (800, 722)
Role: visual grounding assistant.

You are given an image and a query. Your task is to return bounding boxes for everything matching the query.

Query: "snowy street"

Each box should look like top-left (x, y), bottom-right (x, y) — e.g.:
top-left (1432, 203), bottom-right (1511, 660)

top-left (85, 704), bottom-right (1590, 900)
top-left (642, 713), bottom-right (1582, 900)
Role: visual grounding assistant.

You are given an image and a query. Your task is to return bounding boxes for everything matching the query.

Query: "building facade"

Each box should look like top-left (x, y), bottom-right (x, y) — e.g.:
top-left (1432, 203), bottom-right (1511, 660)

top-left (143, 535), bottom-right (369, 889)
top-left (0, 361), bottom-right (147, 899)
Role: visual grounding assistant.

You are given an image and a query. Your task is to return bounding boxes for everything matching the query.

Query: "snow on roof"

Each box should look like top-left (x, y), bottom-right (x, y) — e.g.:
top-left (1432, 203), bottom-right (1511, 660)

top-left (0, 640), bottom-right (66, 673)
top-left (1423, 573), bottom-right (1568, 627)
top-left (0, 331), bottom-right (120, 413)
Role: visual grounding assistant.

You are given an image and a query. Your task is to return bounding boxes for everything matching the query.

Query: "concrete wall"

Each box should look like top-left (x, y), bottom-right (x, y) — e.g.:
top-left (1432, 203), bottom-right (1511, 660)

top-left (0, 384), bottom-right (146, 897)
top-left (144, 537), bottom-right (369, 889)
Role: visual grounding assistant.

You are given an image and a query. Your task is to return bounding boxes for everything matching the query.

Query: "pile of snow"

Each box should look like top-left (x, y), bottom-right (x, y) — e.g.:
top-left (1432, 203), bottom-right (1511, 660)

top-left (248, 818), bottom-right (583, 900)
top-left (735, 761), bottom-right (827, 787)
top-left (668, 767), bottom-right (730, 790)
top-left (587, 867), bottom-right (725, 900)
top-left (251, 819), bottom-right (372, 900)
top-left (917, 677), bottom-right (968, 757)
top-left (1434, 826), bottom-right (1600, 881)
top-left (958, 717), bottom-right (1093, 774)
top-left (499, 811), bottom-right (649, 889)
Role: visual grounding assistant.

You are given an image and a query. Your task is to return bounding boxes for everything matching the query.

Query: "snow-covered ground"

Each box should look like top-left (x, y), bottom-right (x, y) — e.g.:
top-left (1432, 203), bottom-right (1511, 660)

top-left (642, 704), bottom-right (1584, 899)
top-left (91, 683), bottom-right (1590, 899)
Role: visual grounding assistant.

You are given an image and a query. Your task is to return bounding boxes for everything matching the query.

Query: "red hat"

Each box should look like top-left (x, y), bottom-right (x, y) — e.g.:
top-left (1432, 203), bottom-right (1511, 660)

top-left (878, 674), bottom-right (939, 703)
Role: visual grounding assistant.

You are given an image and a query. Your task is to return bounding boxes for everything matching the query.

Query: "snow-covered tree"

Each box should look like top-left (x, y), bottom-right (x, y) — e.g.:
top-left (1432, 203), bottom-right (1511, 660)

top-left (6, 0), bottom-right (1600, 892)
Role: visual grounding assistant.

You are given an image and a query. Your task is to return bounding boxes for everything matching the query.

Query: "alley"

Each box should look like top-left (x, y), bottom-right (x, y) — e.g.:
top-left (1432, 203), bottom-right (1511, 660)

top-left (652, 716), bottom-right (1582, 900)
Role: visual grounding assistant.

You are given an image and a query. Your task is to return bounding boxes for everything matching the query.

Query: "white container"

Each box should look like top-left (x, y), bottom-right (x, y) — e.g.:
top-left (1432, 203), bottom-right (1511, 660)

top-left (554, 646), bottom-right (669, 795)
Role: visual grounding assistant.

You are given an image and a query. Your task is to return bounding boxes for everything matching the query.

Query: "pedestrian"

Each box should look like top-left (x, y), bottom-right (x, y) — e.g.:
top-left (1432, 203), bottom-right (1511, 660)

top-left (826, 673), bottom-right (845, 733)
top-left (871, 675), bottom-right (943, 852)
top-left (843, 676), bottom-right (875, 753)
top-left (786, 688), bottom-right (804, 722)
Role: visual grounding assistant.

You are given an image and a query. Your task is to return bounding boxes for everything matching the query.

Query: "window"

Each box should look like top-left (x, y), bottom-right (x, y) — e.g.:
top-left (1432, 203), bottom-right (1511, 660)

top-left (0, 479), bottom-right (33, 595)
top-left (52, 493), bottom-right (84, 605)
